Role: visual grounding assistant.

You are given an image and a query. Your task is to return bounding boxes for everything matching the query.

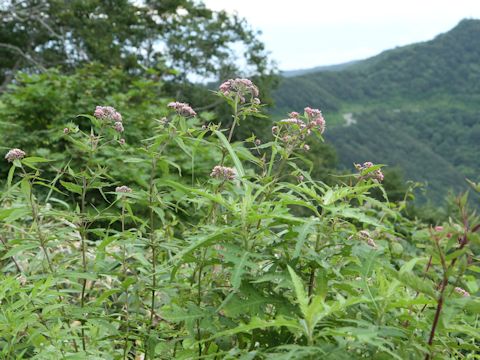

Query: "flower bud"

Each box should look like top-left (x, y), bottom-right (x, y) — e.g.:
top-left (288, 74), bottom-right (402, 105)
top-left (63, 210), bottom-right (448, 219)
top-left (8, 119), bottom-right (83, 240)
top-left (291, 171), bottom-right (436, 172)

top-left (5, 148), bottom-right (26, 162)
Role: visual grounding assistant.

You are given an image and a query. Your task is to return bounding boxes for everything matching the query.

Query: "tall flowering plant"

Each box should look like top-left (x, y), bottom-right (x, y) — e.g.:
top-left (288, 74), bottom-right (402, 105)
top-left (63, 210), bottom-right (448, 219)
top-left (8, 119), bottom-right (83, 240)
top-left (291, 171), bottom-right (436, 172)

top-left (0, 78), bottom-right (478, 360)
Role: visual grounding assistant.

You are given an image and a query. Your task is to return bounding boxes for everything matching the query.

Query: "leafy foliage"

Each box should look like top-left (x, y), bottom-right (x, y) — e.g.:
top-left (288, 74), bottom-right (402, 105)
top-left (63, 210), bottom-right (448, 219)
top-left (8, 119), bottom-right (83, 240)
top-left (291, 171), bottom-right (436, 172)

top-left (1, 83), bottom-right (478, 359)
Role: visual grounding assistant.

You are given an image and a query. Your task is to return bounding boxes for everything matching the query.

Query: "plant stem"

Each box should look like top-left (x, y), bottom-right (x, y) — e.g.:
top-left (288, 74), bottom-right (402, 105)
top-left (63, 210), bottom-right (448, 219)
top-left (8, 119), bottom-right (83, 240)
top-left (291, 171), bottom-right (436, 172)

top-left (0, 234), bottom-right (22, 273)
top-left (425, 276), bottom-right (447, 360)
top-left (220, 94), bottom-right (240, 166)
top-left (196, 250), bottom-right (206, 358)
top-left (308, 232), bottom-right (321, 300)
top-left (148, 156), bottom-right (158, 329)
top-left (121, 199), bottom-right (130, 359)
top-left (79, 176), bottom-right (88, 351)
top-left (228, 95), bottom-right (239, 143)
top-left (425, 235), bottom-right (448, 360)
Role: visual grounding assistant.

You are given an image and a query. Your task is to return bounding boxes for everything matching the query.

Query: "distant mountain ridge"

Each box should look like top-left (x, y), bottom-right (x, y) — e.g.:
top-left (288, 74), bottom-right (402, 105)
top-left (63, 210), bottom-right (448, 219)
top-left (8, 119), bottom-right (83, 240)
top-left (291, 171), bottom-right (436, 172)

top-left (281, 60), bottom-right (360, 77)
top-left (273, 19), bottom-right (480, 200)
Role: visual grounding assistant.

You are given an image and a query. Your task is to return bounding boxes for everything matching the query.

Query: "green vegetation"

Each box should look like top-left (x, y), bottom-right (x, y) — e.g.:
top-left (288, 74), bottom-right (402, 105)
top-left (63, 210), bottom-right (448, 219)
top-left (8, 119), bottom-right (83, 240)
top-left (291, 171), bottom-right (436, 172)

top-left (1, 82), bottom-right (479, 359)
top-left (1, 2), bottom-right (479, 358)
top-left (274, 19), bottom-right (480, 200)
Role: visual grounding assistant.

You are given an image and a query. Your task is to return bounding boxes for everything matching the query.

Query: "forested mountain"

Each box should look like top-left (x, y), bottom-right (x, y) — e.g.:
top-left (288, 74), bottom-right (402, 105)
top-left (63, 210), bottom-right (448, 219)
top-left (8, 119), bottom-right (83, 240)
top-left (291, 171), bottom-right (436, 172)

top-left (274, 19), bottom-right (480, 200)
top-left (281, 60), bottom-right (359, 77)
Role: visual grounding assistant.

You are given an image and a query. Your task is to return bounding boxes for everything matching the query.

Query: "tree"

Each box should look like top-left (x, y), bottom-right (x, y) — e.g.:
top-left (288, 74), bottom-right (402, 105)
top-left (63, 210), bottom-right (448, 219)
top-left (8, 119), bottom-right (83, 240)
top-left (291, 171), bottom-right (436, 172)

top-left (0, 0), bottom-right (273, 91)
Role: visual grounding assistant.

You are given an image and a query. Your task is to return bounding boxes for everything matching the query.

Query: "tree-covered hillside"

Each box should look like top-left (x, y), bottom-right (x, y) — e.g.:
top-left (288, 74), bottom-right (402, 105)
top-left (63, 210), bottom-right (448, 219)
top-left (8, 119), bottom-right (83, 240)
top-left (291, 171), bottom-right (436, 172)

top-left (273, 19), bottom-right (480, 200)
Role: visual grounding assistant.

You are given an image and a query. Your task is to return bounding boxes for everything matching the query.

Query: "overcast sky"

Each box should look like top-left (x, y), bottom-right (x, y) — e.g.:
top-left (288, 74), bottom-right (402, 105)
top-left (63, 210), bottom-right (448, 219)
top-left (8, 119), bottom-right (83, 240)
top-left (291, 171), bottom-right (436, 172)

top-left (203, 0), bottom-right (480, 70)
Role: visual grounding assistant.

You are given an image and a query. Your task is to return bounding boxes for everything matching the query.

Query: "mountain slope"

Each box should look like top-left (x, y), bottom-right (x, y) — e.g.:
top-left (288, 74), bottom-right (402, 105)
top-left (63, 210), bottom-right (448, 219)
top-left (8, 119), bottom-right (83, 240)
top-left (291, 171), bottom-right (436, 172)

top-left (273, 19), bottom-right (480, 200)
top-left (281, 60), bottom-right (360, 77)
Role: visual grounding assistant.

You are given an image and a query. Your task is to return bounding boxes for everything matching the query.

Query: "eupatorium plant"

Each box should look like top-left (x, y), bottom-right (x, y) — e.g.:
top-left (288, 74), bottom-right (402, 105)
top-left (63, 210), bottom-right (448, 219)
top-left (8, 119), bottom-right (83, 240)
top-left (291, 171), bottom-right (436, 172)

top-left (0, 79), bottom-right (478, 360)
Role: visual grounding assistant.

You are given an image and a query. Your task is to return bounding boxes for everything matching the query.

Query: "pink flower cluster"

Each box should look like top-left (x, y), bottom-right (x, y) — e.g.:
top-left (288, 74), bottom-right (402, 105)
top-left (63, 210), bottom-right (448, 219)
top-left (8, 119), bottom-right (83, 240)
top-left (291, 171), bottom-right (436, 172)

top-left (94, 106), bottom-right (122, 122)
top-left (114, 122), bottom-right (124, 133)
top-left (279, 118), bottom-right (306, 127)
top-left (454, 286), bottom-right (470, 297)
top-left (219, 78), bottom-right (260, 104)
top-left (5, 148), bottom-right (26, 162)
top-left (304, 107), bottom-right (326, 134)
top-left (115, 185), bottom-right (132, 193)
top-left (168, 102), bottom-right (197, 117)
top-left (272, 107), bottom-right (325, 150)
top-left (210, 166), bottom-right (236, 181)
top-left (354, 162), bottom-right (384, 182)
top-left (357, 230), bottom-right (378, 249)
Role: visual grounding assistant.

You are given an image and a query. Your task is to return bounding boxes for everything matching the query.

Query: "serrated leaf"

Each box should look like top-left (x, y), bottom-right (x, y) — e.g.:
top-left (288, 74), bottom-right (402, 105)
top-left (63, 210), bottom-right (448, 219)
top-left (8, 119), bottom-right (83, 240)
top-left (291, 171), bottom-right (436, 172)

top-left (287, 266), bottom-right (309, 316)
top-left (293, 219), bottom-right (318, 258)
top-left (60, 180), bottom-right (82, 195)
top-left (231, 252), bottom-right (249, 289)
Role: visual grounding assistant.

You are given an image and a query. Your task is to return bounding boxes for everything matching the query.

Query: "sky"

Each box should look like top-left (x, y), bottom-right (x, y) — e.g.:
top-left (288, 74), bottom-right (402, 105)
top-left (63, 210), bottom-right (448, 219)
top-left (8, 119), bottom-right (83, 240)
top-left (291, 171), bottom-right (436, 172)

top-left (203, 0), bottom-right (480, 71)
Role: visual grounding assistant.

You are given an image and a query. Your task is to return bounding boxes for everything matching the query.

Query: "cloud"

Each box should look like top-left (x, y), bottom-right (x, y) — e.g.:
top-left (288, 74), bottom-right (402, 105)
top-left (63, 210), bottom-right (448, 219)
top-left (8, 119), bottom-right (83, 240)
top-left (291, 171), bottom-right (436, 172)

top-left (203, 0), bottom-right (480, 69)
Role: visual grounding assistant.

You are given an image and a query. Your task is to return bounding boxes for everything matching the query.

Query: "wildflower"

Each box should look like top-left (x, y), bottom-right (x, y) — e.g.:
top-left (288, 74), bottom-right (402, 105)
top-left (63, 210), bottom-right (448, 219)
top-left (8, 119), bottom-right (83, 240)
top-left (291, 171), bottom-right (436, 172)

top-left (297, 175), bottom-right (304, 182)
top-left (273, 107), bottom-right (326, 150)
top-left (255, 139), bottom-right (262, 146)
top-left (304, 107), bottom-right (326, 134)
top-left (304, 107), bottom-right (323, 120)
top-left (434, 226), bottom-right (444, 232)
top-left (219, 78), bottom-right (259, 103)
top-left (63, 127), bottom-right (70, 134)
top-left (119, 138), bottom-right (126, 145)
top-left (16, 274), bottom-right (27, 286)
top-left (355, 162), bottom-right (384, 182)
top-left (279, 118), bottom-right (306, 128)
top-left (210, 165), bottom-right (236, 181)
top-left (367, 238), bottom-right (378, 249)
top-left (311, 117), bottom-right (326, 134)
top-left (357, 230), bottom-right (378, 248)
top-left (113, 121), bottom-right (124, 133)
top-left (5, 148), bottom-right (26, 162)
top-left (167, 101), bottom-right (196, 117)
top-left (454, 287), bottom-right (470, 297)
top-left (282, 135), bottom-right (292, 143)
top-left (94, 106), bottom-right (122, 122)
top-left (358, 230), bottom-right (371, 239)
top-left (115, 185), bottom-right (132, 193)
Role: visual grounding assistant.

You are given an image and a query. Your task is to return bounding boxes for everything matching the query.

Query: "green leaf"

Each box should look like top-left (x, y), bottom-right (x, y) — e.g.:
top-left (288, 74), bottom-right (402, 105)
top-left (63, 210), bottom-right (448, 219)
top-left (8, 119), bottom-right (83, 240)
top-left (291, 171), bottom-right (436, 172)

top-left (60, 180), bottom-right (82, 195)
top-left (214, 130), bottom-right (245, 178)
top-left (399, 257), bottom-right (425, 275)
top-left (387, 268), bottom-right (436, 298)
top-left (7, 165), bottom-right (15, 188)
top-left (293, 219), bottom-right (318, 258)
top-left (287, 265), bottom-right (309, 316)
top-left (231, 252), bottom-right (249, 290)
top-left (201, 316), bottom-right (302, 344)
top-left (168, 228), bottom-right (233, 266)
top-left (161, 179), bottom-right (231, 209)
top-left (20, 178), bottom-right (31, 199)
top-left (174, 137), bottom-right (192, 158)
top-left (0, 207), bottom-right (30, 223)
top-left (162, 303), bottom-right (205, 322)
top-left (21, 157), bottom-right (51, 165)
top-left (2, 243), bottom-right (38, 259)
top-left (328, 205), bottom-right (383, 228)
